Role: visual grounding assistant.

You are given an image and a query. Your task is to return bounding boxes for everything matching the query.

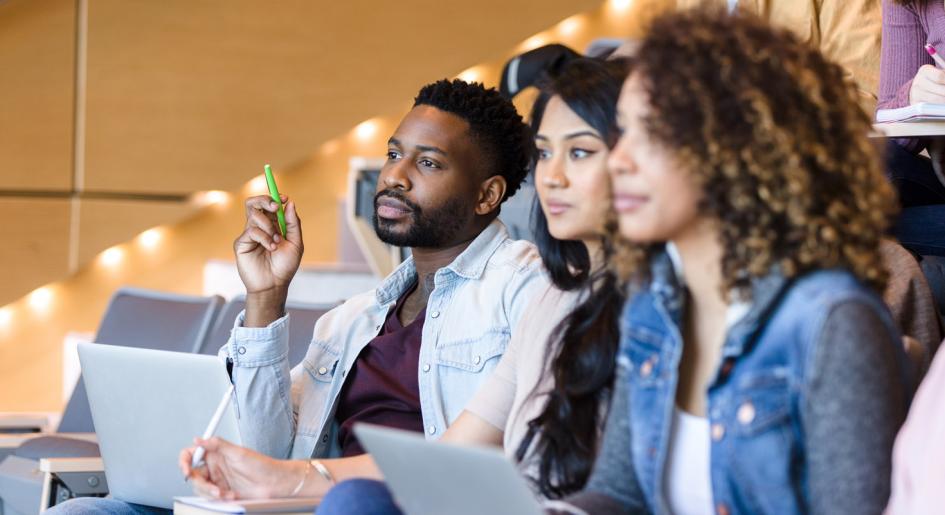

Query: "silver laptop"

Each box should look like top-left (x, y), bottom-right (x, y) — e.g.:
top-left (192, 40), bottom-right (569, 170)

top-left (77, 342), bottom-right (241, 509)
top-left (354, 424), bottom-right (544, 515)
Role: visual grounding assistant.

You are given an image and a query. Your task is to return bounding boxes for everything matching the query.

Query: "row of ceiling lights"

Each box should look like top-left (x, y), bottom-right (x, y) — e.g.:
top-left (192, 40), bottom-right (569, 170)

top-left (0, 0), bottom-right (637, 331)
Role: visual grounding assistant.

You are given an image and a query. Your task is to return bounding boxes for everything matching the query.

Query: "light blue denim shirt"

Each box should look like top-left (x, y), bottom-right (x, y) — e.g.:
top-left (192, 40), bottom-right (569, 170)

top-left (219, 220), bottom-right (548, 459)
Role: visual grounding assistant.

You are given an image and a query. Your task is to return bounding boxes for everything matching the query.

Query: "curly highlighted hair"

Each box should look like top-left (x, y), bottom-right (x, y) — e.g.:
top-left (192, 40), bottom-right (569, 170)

top-left (414, 79), bottom-right (534, 202)
top-left (616, 8), bottom-right (897, 296)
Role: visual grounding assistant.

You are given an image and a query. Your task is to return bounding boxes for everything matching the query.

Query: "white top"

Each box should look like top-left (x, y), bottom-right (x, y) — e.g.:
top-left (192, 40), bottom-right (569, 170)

top-left (727, 0), bottom-right (739, 13)
top-left (664, 408), bottom-right (714, 515)
top-left (663, 241), bottom-right (749, 513)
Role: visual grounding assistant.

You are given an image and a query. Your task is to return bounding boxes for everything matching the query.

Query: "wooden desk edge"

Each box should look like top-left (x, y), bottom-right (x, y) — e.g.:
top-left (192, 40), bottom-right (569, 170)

top-left (39, 456), bottom-right (104, 473)
top-left (872, 122), bottom-right (945, 138)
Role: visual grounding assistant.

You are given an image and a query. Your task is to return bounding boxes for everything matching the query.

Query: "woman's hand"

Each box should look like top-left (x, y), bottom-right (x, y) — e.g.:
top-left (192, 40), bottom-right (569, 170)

top-left (909, 65), bottom-right (945, 105)
top-left (179, 437), bottom-right (309, 500)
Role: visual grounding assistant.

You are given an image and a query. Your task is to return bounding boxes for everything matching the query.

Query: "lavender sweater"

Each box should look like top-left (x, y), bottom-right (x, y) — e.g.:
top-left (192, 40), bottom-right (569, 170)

top-left (878, 0), bottom-right (945, 152)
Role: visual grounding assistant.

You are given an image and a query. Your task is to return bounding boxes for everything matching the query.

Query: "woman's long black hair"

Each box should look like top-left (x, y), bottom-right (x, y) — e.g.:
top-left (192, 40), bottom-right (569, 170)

top-left (515, 56), bottom-right (629, 498)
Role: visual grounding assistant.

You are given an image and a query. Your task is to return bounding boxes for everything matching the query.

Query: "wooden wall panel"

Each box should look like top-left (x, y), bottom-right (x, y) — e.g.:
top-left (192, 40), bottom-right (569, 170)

top-left (0, 198), bottom-right (72, 305)
top-left (76, 199), bottom-right (198, 268)
top-left (0, 0), bottom-right (75, 191)
top-left (0, 0), bottom-right (655, 411)
top-left (82, 0), bottom-right (600, 196)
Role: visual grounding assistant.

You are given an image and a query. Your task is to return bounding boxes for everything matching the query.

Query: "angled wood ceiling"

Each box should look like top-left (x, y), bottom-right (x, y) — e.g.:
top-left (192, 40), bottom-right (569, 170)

top-left (83, 0), bottom-right (602, 195)
top-left (0, 0), bottom-right (601, 305)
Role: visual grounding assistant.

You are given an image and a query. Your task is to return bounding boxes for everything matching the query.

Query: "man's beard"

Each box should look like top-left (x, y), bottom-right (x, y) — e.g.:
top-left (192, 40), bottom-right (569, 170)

top-left (372, 190), bottom-right (470, 248)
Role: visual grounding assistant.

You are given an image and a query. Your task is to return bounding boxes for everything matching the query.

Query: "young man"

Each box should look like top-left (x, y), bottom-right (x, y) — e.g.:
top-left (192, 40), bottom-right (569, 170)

top-left (48, 79), bottom-right (546, 513)
top-left (227, 78), bottom-right (545, 461)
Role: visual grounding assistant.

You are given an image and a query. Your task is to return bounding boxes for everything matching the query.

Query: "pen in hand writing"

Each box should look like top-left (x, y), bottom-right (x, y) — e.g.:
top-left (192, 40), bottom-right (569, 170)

top-left (186, 384), bottom-right (235, 481)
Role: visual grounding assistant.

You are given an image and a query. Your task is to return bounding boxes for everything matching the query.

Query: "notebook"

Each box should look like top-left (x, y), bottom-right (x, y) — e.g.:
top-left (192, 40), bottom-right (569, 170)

top-left (876, 102), bottom-right (945, 123)
top-left (172, 496), bottom-right (320, 514)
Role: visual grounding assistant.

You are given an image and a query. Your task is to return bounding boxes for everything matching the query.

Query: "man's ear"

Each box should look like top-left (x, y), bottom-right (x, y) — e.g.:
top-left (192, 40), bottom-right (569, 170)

top-left (475, 175), bottom-right (507, 216)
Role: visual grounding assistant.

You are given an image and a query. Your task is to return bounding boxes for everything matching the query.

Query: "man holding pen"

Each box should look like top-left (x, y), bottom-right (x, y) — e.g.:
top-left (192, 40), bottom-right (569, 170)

top-left (200, 77), bottom-right (546, 489)
top-left (48, 78), bottom-right (545, 514)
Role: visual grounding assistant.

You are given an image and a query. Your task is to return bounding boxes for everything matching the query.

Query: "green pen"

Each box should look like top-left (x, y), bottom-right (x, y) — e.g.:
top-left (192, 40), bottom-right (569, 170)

top-left (263, 164), bottom-right (287, 238)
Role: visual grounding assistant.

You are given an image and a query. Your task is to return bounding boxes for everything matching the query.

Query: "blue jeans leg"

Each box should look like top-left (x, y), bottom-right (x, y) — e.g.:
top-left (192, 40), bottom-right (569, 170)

top-left (44, 497), bottom-right (172, 515)
top-left (315, 479), bottom-right (402, 515)
top-left (894, 205), bottom-right (945, 257)
top-left (884, 140), bottom-right (945, 207)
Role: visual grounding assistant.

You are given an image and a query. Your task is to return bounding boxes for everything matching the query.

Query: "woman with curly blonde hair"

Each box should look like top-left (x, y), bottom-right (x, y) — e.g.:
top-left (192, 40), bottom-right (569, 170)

top-left (555, 8), bottom-right (915, 515)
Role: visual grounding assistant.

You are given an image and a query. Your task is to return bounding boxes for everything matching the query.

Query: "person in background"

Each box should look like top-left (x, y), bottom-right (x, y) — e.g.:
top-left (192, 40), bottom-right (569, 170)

top-left (670, 0), bottom-right (883, 112)
top-left (878, 0), bottom-right (945, 207)
top-left (876, 0), bottom-right (945, 326)
top-left (875, 0), bottom-right (945, 363)
top-left (557, 9), bottom-right (913, 515)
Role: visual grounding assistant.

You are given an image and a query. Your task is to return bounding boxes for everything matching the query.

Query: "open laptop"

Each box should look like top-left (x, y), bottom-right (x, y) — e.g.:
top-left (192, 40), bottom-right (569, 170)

top-left (354, 424), bottom-right (545, 515)
top-left (77, 342), bottom-right (241, 509)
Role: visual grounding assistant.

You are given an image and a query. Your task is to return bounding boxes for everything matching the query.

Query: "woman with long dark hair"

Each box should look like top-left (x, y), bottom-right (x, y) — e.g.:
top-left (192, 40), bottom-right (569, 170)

top-left (467, 56), bottom-right (626, 499)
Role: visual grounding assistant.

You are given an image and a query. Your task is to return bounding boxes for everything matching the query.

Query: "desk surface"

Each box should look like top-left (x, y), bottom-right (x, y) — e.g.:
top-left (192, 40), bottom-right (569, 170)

top-left (872, 121), bottom-right (945, 138)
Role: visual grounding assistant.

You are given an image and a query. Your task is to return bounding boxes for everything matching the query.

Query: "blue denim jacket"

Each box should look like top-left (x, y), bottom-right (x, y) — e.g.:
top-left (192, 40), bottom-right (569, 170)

top-left (221, 220), bottom-right (548, 459)
top-left (617, 249), bottom-right (912, 514)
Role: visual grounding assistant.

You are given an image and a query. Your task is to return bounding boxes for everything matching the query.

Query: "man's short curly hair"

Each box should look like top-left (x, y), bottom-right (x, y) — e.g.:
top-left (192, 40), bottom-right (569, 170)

top-left (414, 79), bottom-right (534, 202)
top-left (615, 8), bottom-right (897, 296)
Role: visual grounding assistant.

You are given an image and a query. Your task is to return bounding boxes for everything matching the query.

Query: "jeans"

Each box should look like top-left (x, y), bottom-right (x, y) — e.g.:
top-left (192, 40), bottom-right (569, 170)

top-left (315, 479), bottom-right (402, 515)
top-left (885, 140), bottom-right (945, 207)
top-left (883, 142), bottom-right (945, 257)
top-left (44, 497), bottom-right (172, 515)
top-left (894, 206), bottom-right (945, 256)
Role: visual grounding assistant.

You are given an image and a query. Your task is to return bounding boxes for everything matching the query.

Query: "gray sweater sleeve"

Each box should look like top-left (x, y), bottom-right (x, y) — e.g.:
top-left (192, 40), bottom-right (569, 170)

top-left (551, 359), bottom-right (646, 514)
top-left (554, 300), bottom-right (908, 515)
top-left (803, 300), bottom-right (909, 515)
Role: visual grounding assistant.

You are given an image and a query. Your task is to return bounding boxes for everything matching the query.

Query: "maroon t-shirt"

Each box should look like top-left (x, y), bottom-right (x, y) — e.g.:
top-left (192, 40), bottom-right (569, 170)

top-left (335, 289), bottom-right (426, 456)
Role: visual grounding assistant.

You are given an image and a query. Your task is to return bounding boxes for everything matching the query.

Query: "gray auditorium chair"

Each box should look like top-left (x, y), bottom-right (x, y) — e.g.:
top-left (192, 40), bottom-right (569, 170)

top-left (497, 178), bottom-right (536, 243)
top-left (0, 288), bottom-right (223, 515)
top-left (201, 296), bottom-right (336, 369)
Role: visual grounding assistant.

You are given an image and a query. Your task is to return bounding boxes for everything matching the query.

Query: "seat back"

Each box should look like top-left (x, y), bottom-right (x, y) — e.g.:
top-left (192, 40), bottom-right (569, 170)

top-left (200, 297), bottom-right (248, 356)
top-left (58, 288), bottom-right (224, 433)
top-left (284, 302), bottom-right (334, 367)
top-left (200, 296), bottom-right (334, 369)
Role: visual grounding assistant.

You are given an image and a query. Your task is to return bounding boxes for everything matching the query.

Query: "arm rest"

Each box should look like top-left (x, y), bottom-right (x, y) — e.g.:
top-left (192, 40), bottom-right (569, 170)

top-left (0, 412), bottom-right (58, 434)
top-left (39, 457), bottom-right (104, 474)
top-left (0, 433), bottom-right (44, 450)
